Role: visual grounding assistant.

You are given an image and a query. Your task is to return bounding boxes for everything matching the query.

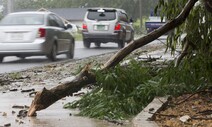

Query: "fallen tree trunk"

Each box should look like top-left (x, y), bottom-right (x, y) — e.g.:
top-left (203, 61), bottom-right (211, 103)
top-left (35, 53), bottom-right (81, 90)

top-left (28, 0), bottom-right (198, 116)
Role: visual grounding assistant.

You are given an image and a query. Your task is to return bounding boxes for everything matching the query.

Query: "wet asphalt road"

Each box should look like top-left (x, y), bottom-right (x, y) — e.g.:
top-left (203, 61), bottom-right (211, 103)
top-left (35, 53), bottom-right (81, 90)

top-left (0, 41), bottom-right (119, 74)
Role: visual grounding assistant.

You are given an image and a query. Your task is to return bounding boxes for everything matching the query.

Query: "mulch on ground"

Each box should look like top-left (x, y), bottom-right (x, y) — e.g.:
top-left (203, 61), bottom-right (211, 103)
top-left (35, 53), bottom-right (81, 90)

top-left (155, 89), bottom-right (212, 127)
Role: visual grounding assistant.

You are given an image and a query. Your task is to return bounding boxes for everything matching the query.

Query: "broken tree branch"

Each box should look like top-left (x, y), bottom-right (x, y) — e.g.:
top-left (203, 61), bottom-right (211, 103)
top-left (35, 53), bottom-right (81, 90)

top-left (103, 0), bottom-right (198, 70)
top-left (28, 0), bottom-right (198, 117)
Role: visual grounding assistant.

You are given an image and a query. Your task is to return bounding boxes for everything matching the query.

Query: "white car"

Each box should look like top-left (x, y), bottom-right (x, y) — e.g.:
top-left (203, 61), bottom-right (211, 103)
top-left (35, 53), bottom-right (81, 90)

top-left (0, 11), bottom-right (75, 62)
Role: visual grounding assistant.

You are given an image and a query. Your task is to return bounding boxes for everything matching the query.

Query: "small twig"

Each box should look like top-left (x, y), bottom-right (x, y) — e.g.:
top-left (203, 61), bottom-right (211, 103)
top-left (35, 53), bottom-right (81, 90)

top-left (149, 112), bottom-right (178, 118)
top-left (150, 112), bottom-right (212, 120)
top-left (191, 117), bottom-right (212, 120)
top-left (197, 110), bottom-right (212, 115)
top-left (174, 93), bottom-right (196, 105)
top-left (21, 88), bottom-right (35, 93)
top-left (174, 90), bottom-right (210, 105)
top-left (12, 105), bottom-right (29, 109)
top-left (103, 116), bottom-right (123, 125)
top-left (29, 91), bottom-right (37, 97)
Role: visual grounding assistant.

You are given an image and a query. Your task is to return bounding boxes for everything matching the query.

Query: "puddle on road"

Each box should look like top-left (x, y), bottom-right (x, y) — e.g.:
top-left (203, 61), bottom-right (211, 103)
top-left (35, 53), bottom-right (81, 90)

top-left (0, 85), bottom-right (132, 127)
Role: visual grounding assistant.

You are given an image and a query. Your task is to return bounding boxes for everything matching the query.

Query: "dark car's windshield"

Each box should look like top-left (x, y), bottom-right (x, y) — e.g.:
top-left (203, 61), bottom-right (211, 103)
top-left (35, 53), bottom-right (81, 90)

top-left (0, 14), bottom-right (44, 25)
top-left (87, 10), bottom-right (116, 21)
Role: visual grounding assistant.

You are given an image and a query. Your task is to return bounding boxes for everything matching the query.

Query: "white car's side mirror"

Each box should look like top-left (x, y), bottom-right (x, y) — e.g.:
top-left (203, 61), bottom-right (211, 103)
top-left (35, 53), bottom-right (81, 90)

top-left (66, 24), bottom-right (73, 29)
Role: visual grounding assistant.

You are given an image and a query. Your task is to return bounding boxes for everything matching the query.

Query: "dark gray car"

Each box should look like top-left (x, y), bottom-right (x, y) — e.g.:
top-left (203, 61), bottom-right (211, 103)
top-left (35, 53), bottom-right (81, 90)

top-left (0, 11), bottom-right (75, 62)
top-left (82, 8), bottom-right (134, 48)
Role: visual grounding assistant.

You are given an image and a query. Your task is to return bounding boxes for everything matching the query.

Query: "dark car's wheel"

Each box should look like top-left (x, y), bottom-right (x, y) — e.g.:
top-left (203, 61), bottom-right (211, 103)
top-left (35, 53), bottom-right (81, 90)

top-left (83, 40), bottom-right (91, 48)
top-left (67, 41), bottom-right (75, 59)
top-left (47, 43), bottom-right (57, 61)
top-left (118, 40), bottom-right (125, 48)
top-left (0, 56), bottom-right (4, 63)
top-left (127, 32), bottom-right (134, 44)
top-left (94, 42), bottom-right (101, 47)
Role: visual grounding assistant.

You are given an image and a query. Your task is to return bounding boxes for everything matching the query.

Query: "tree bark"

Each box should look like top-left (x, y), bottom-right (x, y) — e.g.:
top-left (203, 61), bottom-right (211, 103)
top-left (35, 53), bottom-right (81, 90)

top-left (28, 0), bottom-right (198, 117)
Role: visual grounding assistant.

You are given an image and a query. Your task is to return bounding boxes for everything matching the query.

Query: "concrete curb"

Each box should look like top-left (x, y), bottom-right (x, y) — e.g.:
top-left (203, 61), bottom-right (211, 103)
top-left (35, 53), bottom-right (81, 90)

top-left (132, 97), bottom-right (169, 127)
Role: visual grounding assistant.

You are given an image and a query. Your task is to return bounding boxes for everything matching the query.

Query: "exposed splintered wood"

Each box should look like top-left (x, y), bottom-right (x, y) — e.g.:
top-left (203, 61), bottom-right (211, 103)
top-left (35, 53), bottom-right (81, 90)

top-left (28, 0), bottom-right (198, 117)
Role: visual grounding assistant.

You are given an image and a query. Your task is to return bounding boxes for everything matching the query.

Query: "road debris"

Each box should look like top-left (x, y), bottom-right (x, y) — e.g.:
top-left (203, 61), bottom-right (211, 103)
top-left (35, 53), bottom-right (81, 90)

top-left (179, 115), bottom-right (191, 123)
top-left (17, 110), bottom-right (28, 118)
top-left (21, 88), bottom-right (35, 93)
top-left (2, 112), bottom-right (7, 116)
top-left (12, 105), bottom-right (29, 109)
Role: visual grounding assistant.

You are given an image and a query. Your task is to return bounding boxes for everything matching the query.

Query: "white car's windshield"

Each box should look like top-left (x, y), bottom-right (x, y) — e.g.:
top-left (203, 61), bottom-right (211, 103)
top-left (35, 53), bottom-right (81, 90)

top-left (0, 14), bottom-right (44, 25)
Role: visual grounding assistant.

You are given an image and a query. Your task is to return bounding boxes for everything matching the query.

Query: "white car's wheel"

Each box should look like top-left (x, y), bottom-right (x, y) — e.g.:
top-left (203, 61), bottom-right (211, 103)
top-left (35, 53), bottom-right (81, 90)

top-left (47, 44), bottom-right (57, 61)
top-left (67, 42), bottom-right (75, 59)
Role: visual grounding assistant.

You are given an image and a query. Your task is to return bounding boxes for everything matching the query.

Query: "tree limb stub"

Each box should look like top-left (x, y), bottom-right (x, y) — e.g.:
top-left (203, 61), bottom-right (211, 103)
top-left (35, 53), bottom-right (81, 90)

top-left (28, 0), bottom-right (197, 117)
top-left (28, 64), bottom-right (96, 116)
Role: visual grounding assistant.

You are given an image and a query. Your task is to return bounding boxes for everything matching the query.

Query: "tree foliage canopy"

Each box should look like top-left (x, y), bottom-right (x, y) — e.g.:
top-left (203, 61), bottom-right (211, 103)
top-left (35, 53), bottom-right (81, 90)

top-left (158, 0), bottom-right (211, 64)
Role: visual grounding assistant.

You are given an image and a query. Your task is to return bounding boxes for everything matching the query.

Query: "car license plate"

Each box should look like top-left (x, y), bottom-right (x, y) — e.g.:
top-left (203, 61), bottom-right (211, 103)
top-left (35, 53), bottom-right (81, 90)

top-left (10, 33), bottom-right (23, 40)
top-left (96, 25), bottom-right (107, 31)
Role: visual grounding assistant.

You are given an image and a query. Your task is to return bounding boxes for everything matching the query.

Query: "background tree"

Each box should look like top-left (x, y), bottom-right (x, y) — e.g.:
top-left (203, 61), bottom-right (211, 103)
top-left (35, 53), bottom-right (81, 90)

top-left (12, 0), bottom-right (157, 20)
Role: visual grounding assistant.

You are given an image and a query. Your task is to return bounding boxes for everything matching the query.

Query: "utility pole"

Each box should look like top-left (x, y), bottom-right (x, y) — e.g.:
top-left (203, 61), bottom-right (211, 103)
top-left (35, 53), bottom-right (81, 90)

top-left (7, 0), bottom-right (14, 14)
top-left (139, 0), bottom-right (142, 29)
